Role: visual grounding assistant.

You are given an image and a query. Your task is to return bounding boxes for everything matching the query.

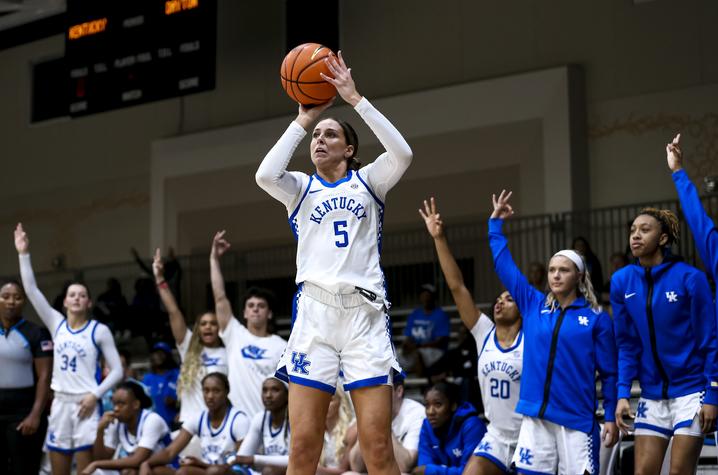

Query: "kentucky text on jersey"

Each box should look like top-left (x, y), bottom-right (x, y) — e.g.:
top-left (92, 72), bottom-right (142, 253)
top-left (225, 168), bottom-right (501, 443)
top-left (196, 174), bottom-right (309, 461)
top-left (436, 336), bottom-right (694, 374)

top-left (309, 196), bottom-right (368, 224)
top-left (55, 340), bottom-right (88, 358)
top-left (481, 360), bottom-right (520, 381)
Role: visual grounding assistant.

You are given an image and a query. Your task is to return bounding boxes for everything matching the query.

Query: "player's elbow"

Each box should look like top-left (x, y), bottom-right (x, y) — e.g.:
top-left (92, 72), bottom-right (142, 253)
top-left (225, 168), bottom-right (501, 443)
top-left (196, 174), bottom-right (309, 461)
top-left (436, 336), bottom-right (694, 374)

top-left (398, 145), bottom-right (413, 167)
top-left (255, 168), bottom-right (272, 190)
top-left (255, 164), bottom-right (282, 192)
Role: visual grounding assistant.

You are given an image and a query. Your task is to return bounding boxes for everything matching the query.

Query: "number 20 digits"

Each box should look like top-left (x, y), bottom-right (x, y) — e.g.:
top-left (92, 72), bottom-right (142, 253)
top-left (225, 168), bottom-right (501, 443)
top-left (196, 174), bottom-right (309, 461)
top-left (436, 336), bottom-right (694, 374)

top-left (490, 378), bottom-right (510, 399)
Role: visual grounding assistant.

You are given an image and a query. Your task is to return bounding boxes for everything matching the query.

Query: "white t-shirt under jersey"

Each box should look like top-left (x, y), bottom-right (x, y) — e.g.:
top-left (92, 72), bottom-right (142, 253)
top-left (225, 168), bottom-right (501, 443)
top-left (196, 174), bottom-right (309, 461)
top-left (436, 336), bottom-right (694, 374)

top-left (220, 318), bottom-right (286, 416)
top-left (176, 330), bottom-right (228, 423)
top-left (471, 313), bottom-right (523, 439)
top-left (392, 397), bottom-right (425, 453)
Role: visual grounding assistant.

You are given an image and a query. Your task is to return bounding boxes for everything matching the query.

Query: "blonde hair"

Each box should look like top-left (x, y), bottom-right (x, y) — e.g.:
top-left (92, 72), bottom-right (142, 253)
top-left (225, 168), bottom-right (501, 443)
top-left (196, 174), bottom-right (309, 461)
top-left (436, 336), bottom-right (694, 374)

top-left (545, 254), bottom-right (601, 312)
top-left (177, 313), bottom-right (218, 400)
top-left (320, 386), bottom-right (355, 466)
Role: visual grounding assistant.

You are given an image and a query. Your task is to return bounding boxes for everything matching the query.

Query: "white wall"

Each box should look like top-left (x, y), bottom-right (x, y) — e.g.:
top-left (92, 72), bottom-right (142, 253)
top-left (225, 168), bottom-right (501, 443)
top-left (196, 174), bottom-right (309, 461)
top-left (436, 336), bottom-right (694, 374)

top-left (0, 0), bottom-right (716, 274)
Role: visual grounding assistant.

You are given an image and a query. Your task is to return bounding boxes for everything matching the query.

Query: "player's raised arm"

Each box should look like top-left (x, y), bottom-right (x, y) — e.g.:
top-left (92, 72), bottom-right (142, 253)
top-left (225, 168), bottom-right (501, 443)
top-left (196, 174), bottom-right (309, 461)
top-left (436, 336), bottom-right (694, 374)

top-left (255, 100), bottom-right (334, 207)
top-left (14, 223), bottom-right (64, 331)
top-left (153, 248), bottom-right (188, 344)
top-left (419, 197), bottom-right (480, 330)
top-left (210, 231), bottom-right (233, 332)
top-left (325, 52), bottom-right (412, 199)
top-left (668, 133), bottom-right (717, 278)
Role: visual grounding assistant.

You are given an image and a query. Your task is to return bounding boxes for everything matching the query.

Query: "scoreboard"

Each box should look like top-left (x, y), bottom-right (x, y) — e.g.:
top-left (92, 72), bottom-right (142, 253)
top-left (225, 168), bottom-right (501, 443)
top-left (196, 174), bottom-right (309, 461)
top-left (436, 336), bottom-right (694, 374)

top-left (65, 0), bottom-right (216, 117)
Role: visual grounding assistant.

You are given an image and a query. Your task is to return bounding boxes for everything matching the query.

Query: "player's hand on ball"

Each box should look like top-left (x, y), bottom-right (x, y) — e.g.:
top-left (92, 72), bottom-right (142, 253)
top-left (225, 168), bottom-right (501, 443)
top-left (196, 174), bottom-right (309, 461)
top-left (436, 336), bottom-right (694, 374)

top-left (419, 197), bottom-right (445, 239)
top-left (322, 51), bottom-right (362, 107)
top-left (490, 190), bottom-right (515, 220)
top-left (295, 97), bottom-right (335, 130)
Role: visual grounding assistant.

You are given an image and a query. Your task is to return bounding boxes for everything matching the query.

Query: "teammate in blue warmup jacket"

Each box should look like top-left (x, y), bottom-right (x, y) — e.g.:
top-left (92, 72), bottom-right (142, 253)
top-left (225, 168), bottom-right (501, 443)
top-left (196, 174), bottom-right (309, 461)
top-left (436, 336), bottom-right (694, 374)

top-left (420, 197), bottom-right (523, 475)
top-left (415, 382), bottom-right (486, 475)
top-left (488, 190), bottom-right (618, 475)
top-left (611, 134), bottom-right (718, 474)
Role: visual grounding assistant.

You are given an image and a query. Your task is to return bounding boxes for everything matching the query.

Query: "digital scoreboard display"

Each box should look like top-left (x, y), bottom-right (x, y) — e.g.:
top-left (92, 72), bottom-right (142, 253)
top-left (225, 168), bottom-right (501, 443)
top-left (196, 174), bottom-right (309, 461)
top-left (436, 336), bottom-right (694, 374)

top-left (65, 0), bottom-right (216, 117)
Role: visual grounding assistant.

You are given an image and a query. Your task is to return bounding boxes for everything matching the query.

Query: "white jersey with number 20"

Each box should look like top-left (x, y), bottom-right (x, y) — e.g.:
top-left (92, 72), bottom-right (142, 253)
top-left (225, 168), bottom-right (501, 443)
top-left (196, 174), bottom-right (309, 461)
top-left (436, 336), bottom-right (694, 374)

top-left (471, 313), bottom-right (523, 439)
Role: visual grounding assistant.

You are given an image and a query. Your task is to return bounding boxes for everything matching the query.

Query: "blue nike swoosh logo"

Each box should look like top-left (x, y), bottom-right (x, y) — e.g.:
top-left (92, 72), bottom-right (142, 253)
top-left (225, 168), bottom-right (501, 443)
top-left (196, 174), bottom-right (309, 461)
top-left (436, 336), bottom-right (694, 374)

top-left (308, 189), bottom-right (322, 194)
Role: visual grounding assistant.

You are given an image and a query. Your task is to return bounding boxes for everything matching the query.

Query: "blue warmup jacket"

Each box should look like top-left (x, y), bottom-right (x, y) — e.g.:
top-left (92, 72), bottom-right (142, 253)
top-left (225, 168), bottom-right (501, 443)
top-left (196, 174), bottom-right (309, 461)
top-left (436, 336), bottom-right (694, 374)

top-left (611, 254), bottom-right (718, 404)
top-left (488, 218), bottom-right (618, 433)
top-left (673, 169), bottom-right (718, 335)
top-left (418, 402), bottom-right (486, 475)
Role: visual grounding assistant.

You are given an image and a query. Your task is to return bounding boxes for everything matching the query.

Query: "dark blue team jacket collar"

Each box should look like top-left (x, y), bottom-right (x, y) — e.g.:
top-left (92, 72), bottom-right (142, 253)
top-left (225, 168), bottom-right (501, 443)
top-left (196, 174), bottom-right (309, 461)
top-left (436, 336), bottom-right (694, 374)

top-left (425, 401), bottom-right (477, 445)
top-left (629, 251), bottom-right (681, 278)
top-left (542, 295), bottom-right (589, 311)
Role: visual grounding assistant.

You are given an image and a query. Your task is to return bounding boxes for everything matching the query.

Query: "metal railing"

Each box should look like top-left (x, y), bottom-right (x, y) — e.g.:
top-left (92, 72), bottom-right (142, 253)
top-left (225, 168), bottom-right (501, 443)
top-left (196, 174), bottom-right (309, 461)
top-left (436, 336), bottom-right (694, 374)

top-left (10, 194), bottom-right (717, 328)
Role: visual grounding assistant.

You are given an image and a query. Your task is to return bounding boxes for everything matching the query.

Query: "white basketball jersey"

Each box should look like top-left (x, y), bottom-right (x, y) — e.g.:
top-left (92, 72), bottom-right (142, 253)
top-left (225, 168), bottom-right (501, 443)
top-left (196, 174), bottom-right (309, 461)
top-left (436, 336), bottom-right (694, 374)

top-left (289, 170), bottom-right (386, 296)
top-left (259, 410), bottom-right (290, 457)
top-left (471, 315), bottom-right (523, 438)
top-left (52, 319), bottom-right (104, 394)
top-left (105, 410), bottom-right (171, 458)
top-left (194, 407), bottom-right (249, 464)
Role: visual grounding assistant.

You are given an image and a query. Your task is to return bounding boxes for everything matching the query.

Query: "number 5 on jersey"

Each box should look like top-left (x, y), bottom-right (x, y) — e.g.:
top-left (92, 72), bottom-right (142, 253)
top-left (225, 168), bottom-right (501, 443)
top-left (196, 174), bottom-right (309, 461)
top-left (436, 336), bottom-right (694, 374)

top-left (334, 220), bottom-right (348, 248)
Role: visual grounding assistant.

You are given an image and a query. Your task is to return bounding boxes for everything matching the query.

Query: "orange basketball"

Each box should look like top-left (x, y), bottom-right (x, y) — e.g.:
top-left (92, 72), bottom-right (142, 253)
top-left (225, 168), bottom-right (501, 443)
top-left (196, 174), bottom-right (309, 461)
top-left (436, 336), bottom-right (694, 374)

top-left (281, 43), bottom-right (336, 105)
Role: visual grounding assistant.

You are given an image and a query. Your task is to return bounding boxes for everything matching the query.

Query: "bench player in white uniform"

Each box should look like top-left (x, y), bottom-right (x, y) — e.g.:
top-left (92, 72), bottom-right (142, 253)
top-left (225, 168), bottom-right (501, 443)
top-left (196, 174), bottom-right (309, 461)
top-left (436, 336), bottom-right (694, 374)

top-left (235, 377), bottom-right (291, 475)
top-left (140, 372), bottom-right (250, 474)
top-left (84, 381), bottom-right (172, 474)
top-left (255, 52), bottom-right (412, 475)
top-left (210, 233), bottom-right (287, 418)
top-left (153, 248), bottom-right (228, 424)
top-left (15, 223), bottom-right (123, 475)
top-left (419, 198), bottom-right (523, 474)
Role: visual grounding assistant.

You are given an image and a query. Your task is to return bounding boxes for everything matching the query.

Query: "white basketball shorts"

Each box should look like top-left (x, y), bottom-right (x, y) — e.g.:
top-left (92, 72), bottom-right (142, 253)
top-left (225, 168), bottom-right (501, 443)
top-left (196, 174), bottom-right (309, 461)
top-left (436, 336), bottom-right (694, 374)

top-left (276, 282), bottom-right (402, 393)
top-left (46, 392), bottom-right (100, 453)
top-left (634, 391), bottom-right (704, 439)
top-left (512, 416), bottom-right (599, 475)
